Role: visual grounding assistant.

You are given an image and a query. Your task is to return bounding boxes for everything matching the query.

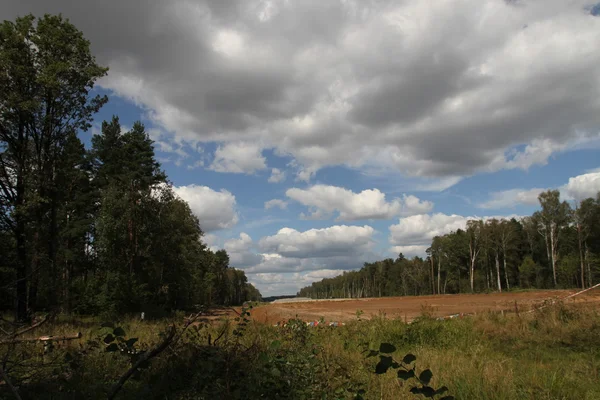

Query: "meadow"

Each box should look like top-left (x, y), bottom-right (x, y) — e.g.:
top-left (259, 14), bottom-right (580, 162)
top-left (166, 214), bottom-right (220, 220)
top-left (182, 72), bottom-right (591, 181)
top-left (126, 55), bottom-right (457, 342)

top-left (2, 295), bottom-right (599, 399)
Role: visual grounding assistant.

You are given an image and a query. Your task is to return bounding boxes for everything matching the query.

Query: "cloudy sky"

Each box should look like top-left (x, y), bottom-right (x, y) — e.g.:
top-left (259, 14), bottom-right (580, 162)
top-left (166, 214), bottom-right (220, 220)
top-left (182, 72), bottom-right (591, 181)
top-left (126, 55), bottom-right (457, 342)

top-left (4, 0), bottom-right (600, 295)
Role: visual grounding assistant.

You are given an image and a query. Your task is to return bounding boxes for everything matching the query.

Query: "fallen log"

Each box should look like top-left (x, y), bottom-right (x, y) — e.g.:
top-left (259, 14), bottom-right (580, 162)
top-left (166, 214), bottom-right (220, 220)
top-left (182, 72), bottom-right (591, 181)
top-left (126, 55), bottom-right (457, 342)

top-left (0, 332), bottom-right (81, 345)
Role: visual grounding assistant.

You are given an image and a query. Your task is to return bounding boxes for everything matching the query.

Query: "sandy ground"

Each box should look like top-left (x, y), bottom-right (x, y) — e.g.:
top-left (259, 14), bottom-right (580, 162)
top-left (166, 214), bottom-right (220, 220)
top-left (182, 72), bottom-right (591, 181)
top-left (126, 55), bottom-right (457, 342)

top-left (249, 289), bottom-right (600, 324)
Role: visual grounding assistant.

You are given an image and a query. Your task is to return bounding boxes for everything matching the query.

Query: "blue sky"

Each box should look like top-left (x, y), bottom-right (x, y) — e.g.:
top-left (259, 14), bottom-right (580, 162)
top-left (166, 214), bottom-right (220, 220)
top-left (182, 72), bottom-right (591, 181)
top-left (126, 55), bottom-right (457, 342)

top-left (5, 0), bottom-right (600, 295)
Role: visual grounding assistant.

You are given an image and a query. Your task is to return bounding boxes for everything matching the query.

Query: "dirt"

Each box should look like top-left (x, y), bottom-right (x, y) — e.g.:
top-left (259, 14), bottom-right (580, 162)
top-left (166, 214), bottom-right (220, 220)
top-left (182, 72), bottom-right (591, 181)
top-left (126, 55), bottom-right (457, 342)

top-left (249, 289), bottom-right (600, 324)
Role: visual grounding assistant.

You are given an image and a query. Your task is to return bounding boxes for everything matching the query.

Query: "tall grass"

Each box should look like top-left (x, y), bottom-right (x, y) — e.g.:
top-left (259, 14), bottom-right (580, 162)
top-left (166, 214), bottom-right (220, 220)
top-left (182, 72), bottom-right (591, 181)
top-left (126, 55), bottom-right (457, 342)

top-left (2, 302), bottom-right (599, 399)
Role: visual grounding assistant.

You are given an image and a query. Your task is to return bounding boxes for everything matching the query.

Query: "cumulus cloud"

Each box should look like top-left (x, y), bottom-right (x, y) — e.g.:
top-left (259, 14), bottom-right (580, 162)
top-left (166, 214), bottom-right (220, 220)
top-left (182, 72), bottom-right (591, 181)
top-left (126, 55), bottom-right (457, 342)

top-left (173, 185), bottom-right (238, 231)
top-left (562, 172), bottom-right (600, 201)
top-left (389, 213), bottom-right (471, 247)
top-left (268, 168), bottom-right (286, 183)
top-left (5, 0), bottom-right (599, 182)
top-left (224, 233), bottom-right (263, 267)
top-left (390, 245), bottom-right (430, 258)
top-left (388, 212), bottom-right (521, 257)
top-left (479, 188), bottom-right (544, 209)
top-left (259, 225), bottom-right (375, 258)
top-left (286, 185), bottom-right (433, 220)
top-left (219, 229), bottom-right (378, 275)
top-left (248, 269), bottom-right (347, 296)
top-left (209, 142), bottom-right (267, 174)
top-left (478, 171), bottom-right (600, 209)
top-left (264, 199), bottom-right (288, 210)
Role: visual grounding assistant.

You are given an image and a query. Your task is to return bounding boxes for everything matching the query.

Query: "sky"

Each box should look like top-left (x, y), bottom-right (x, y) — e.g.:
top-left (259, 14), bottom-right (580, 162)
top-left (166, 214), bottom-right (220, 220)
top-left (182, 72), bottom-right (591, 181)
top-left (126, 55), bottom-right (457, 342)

top-left (3, 0), bottom-right (600, 296)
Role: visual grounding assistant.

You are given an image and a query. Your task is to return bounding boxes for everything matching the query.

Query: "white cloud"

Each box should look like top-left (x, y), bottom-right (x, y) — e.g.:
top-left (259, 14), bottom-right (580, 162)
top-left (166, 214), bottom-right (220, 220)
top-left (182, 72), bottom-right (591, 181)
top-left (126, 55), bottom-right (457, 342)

top-left (478, 171), bottom-right (600, 209)
top-left (562, 172), bottom-right (600, 201)
top-left (390, 245), bottom-right (430, 258)
top-left (268, 168), bottom-right (286, 183)
top-left (479, 188), bottom-right (544, 209)
top-left (264, 199), bottom-right (288, 210)
top-left (224, 233), bottom-right (263, 267)
top-left (209, 142), bottom-right (267, 174)
top-left (173, 184), bottom-right (239, 232)
top-left (286, 185), bottom-right (433, 220)
top-left (248, 269), bottom-right (347, 296)
top-left (259, 225), bottom-right (375, 258)
top-left (388, 212), bottom-right (521, 257)
top-left (8, 1), bottom-right (599, 183)
top-left (389, 213), bottom-right (470, 247)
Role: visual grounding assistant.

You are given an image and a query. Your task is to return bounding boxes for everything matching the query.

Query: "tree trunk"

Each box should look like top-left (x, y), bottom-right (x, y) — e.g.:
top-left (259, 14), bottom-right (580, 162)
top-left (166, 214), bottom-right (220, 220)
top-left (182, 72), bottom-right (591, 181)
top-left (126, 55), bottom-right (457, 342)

top-left (549, 223), bottom-right (557, 287)
top-left (430, 256), bottom-right (435, 295)
top-left (437, 257), bottom-right (441, 295)
top-left (495, 252), bottom-right (502, 293)
top-left (585, 244), bottom-right (592, 287)
top-left (577, 223), bottom-right (585, 289)
top-left (502, 247), bottom-right (510, 291)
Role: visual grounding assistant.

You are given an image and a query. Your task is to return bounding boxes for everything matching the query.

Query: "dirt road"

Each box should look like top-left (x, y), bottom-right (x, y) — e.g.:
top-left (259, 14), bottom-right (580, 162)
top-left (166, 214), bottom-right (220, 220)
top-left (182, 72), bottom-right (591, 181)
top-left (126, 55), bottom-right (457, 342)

top-left (250, 289), bottom-right (600, 324)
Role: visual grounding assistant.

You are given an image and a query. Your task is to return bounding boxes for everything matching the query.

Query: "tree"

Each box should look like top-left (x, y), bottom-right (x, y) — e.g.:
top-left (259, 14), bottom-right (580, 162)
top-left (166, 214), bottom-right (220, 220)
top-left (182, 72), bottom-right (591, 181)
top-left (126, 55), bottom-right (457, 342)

top-left (498, 219), bottom-right (517, 290)
top-left (467, 220), bottom-right (483, 292)
top-left (0, 14), bottom-right (107, 320)
top-left (537, 190), bottom-right (571, 287)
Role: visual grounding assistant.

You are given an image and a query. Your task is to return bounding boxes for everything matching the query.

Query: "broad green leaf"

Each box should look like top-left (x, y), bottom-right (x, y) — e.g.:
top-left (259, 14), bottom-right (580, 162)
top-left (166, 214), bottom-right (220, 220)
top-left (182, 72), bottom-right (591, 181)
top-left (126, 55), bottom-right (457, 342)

top-left (420, 386), bottom-right (436, 398)
top-left (270, 340), bottom-right (282, 349)
top-left (106, 343), bottom-right (119, 352)
top-left (379, 343), bottom-right (396, 353)
top-left (419, 369), bottom-right (433, 385)
top-left (113, 327), bottom-right (126, 337)
top-left (403, 354), bottom-right (417, 364)
top-left (366, 350), bottom-right (379, 358)
top-left (397, 369), bottom-right (415, 380)
top-left (375, 356), bottom-right (393, 374)
top-left (436, 386), bottom-right (449, 395)
top-left (103, 334), bottom-right (115, 344)
top-left (126, 338), bottom-right (138, 347)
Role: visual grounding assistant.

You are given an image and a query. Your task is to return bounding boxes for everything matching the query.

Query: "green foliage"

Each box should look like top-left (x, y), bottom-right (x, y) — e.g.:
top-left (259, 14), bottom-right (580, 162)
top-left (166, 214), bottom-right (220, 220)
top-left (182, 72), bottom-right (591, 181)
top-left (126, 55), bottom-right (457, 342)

top-left (367, 343), bottom-right (453, 399)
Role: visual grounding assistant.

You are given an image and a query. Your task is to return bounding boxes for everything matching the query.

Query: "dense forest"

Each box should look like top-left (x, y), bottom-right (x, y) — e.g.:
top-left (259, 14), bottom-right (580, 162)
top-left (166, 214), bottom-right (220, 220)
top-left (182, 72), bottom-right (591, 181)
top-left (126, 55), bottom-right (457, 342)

top-left (298, 191), bottom-right (600, 299)
top-left (0, 14), bottom-right (261, 322)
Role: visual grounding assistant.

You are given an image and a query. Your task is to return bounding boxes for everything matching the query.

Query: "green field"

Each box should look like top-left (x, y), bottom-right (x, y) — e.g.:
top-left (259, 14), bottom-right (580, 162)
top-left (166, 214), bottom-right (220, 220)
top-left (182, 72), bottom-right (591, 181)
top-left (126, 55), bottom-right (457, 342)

top-left (2, 301), bottom-right (599, 399)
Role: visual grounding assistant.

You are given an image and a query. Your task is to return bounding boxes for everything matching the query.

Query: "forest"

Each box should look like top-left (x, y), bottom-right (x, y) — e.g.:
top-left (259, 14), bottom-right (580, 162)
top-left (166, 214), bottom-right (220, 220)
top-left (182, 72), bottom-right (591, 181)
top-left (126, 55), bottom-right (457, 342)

top-left (298, 190), bottom-right (600, 299)
top-left (0, 14), bottom-right (261, 322)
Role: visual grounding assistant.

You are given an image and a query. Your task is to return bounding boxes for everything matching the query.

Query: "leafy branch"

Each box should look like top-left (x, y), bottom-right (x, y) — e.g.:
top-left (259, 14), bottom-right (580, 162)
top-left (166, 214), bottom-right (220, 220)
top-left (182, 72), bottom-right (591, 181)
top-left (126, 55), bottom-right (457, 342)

top-left (367, 343), bottom-right (454, 399)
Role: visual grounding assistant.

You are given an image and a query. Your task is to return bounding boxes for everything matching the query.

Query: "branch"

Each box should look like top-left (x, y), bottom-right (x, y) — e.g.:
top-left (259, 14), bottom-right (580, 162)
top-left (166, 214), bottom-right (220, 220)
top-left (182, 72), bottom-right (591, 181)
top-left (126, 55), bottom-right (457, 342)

top-left (0, 332), bottom-right (81, 345)
top-left (0, 363), bottom-right (22, 400)
top-left (107, 325), bottom-right (175, 400)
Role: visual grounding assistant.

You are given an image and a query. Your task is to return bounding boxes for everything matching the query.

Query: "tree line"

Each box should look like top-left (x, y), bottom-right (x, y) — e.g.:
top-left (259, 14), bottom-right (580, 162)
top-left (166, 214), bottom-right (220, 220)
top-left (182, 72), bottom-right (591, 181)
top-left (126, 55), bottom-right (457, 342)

top-left (298, 190), bottom-right (600, 299)
top-left (0, 14), bottom-right (261, 321)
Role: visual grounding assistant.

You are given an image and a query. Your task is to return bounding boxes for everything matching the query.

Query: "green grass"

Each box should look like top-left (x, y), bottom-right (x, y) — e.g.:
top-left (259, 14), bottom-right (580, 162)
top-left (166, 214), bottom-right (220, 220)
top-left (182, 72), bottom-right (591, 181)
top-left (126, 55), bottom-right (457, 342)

top-left (2, 302), bottom-right (599, 399)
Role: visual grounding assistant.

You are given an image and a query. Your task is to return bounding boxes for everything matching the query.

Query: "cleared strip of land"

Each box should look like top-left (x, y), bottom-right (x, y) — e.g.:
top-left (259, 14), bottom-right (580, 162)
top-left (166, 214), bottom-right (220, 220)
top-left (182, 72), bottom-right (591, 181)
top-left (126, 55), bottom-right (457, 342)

top-left (251, 289), bottom-right (600, 324)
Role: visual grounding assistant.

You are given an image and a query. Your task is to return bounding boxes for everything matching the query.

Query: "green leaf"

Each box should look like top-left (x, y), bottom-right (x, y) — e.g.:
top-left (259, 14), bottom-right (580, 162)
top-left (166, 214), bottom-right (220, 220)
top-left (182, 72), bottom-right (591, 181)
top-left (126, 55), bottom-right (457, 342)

top-left (106, 343), bottom-right (119, 352)
top-left (420, 386), bottom-right (436, 398)
top-left (402, 353), bottom-right (417, 364)
top-left (366, 350), bottom-right (379, 358)
top-left (126, 338), bottom-right (138, 347)
top-left (103, 334), bottom-right (115, 344)
top-left (375, 356), bottom-right (393, 374)
top-left (379, 343), bottom-right (396, 353)
top-left (270, 367), bottom-right (281, 377)
top-left (410, 387), bottom-right (423, 395)
top-left (419, 369), bottom-right (433, 385)
top-left (101, 322), bottom-right (115, 329)
top-left (270, 340), bottom-right (282, 349)
top-left (397, 369), bottom-right (415, 380)
top-left (436, 386), bottom-right (449, 395)
top-left (64, 352), bottom-right (73, 362)
top-left (113, 327), bottom-right (126, 337)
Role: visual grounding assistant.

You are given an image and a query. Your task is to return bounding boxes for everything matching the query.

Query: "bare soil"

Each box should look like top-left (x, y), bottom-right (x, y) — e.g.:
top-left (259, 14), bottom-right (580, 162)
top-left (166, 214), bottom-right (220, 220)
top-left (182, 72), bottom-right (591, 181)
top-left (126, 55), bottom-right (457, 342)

top-left (250, 289), bottom-right (600, 324)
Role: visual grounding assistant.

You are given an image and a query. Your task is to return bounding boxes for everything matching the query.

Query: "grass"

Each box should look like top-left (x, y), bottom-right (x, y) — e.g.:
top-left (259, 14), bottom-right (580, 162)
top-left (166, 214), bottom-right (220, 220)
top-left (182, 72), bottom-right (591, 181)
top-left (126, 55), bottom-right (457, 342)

top-left (1, 301), bottom-right (599, 399)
